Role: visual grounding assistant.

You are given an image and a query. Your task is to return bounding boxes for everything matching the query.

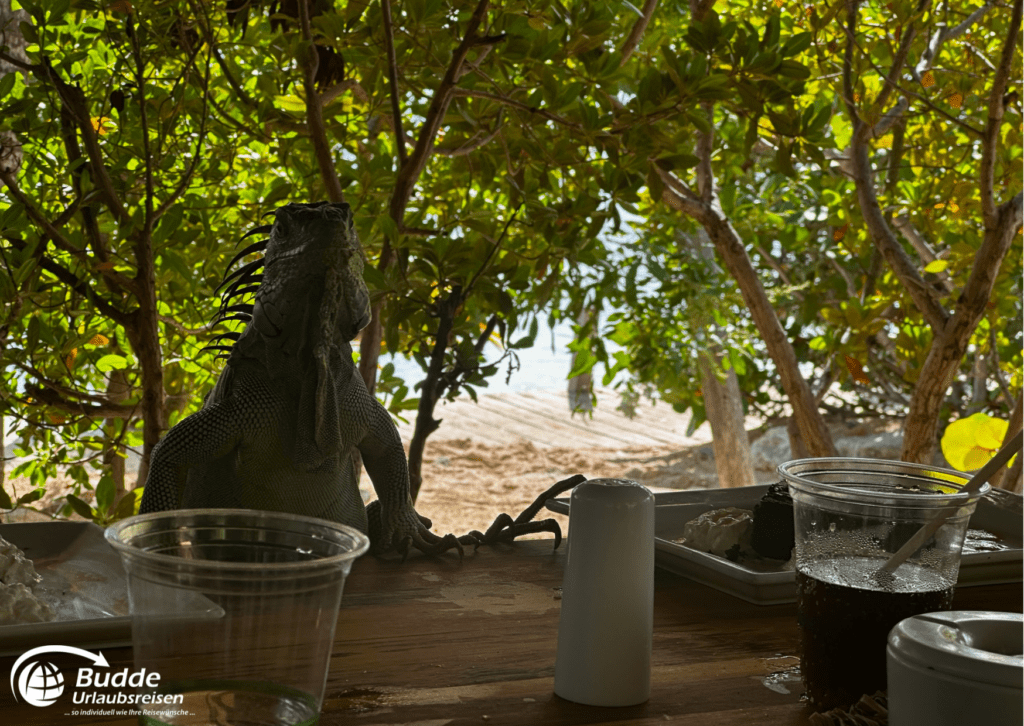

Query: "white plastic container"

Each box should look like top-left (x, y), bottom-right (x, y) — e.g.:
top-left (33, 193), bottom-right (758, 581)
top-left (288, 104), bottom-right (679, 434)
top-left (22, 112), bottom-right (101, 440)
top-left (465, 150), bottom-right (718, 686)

top-left (887, 611), bottom-right (1023, 726)
top-left (553, 479), bottom-right (654, 707)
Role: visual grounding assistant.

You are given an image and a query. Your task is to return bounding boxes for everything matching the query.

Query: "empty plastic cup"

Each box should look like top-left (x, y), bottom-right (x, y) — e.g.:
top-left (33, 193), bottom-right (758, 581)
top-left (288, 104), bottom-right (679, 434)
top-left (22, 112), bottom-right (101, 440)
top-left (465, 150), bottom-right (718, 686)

top-left (106, 509), bottom-right (369, 726)
top-left (778, 458), bottom-right (987, 712)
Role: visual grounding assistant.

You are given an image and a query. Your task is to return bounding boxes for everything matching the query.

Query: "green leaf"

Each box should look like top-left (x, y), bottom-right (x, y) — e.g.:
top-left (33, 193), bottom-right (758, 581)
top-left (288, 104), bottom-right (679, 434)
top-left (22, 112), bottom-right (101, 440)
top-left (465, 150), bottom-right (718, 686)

top-left (567, 348), bottom-right (595, 379)
top-left (647, 166), bottom-right (664, 202)
top-left (16, 489), bottom-right (42, 506)
top-left (112, 490), bottom-right (139, 521)
top-left (96, 354), bottom-right (128, 371)
top-left (66, 494), bottom-right (96, 520)
top-left (95, 473), bottom-right (114, 514)
top-left (777, 60), bottom-right (811, 80)
top-left (263, 180), bottom-right (293, 206)
top-left (0, 73), bottom-right (15, 100)
top-left (686, 107), bottom-right (712, 134)
top-left (781, 32), bottom-right (812, 58)
top-left (762, 14), bottom-right (780, 49)
top-left (656, 154), bottom-right (700, 171)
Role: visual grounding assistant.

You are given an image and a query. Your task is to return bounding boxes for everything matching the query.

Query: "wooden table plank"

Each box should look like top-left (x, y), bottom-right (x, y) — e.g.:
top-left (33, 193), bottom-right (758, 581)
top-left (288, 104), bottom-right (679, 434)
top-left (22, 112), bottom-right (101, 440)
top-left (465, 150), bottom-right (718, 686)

top-left (1, 540), bottom-right (1019, 726)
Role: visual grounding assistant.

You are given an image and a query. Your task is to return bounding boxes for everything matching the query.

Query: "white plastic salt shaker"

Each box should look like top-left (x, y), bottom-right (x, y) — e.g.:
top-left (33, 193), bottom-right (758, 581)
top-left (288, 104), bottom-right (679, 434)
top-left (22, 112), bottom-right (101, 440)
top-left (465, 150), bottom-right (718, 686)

top-left (553, 478), bottom-right (654, 707)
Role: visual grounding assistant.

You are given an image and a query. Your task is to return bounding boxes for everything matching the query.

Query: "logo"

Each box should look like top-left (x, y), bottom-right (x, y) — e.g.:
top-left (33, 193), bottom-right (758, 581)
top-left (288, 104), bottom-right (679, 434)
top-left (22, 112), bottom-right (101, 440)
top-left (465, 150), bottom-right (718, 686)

top-left (11, 646), bottom-right (109, 707)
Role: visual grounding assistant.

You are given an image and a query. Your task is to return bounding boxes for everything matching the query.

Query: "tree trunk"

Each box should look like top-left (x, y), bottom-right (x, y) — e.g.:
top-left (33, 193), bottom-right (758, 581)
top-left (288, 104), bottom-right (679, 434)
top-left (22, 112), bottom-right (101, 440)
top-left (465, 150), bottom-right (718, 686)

top-left (699, 351), bottom-right (756, 488)
top-left (103, 370), bottom-right (131, 497)
top-left (698, 207), bottom-right (837, 458)
top-left (568, 307), bottom-right (594, 414)
top-left (406, 289), bottom-right (461, 502)
top-left (786, 415), bottom-right (811, 460)
top-left (686, 226), bottom-right (757, 487)
top-left (900, 197), bottom-right (1022, 463)
top-left (130, 232), bottom-right (165, 487)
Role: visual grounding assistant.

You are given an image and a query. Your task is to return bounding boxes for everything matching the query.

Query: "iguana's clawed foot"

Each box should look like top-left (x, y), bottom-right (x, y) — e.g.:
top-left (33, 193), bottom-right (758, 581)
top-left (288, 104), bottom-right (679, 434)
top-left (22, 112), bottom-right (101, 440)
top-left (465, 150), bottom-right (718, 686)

top-left (367, 500), bottom-right (465, 560)
top-left (367, 475), bottom-right (586, 559)
top-left (459, 474), bottom-right (587, 551)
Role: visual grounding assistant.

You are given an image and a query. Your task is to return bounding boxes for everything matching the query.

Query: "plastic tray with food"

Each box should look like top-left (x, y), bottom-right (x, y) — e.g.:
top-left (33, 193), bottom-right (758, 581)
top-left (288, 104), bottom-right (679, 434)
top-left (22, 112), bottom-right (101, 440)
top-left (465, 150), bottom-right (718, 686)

top-left (0, 521), bottom-right (222, 656)
top-left (546, 484), bottom-right (1023, 605)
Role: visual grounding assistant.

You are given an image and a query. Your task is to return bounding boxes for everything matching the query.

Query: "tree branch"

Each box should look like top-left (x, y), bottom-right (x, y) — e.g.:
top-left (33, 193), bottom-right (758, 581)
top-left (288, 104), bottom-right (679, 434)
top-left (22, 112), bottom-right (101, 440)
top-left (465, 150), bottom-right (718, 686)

top-left (434, 113), bottom-right (502, 156)
top-left (651, 166), bottom-right (706, 217)
top-left (843, 0), bottom-right (949, 333)
top-left (980, 0), bottom-right (1021, 224)
top-left (22, 380), bottom-right (138, 420)
top-left (296, 0), bottom-right (345, 204)
top-left (389, 0), bottom-right (496, 224)
top-left (452, 88), bottom-right (583, 131)
top-left (914, 1), bottom-right (995, 80)
top-left (891, 214), bottom-right (953, 293)
top-left (619, 0), bottom-right (659, 66)
top-left (320, 78), bottom-right (368, 106)
top-left (860, 4), bottom-right (918, 137)
top-left (155, 33), bottom-right (213, 221)
top-left (381, 0), bottom-right (408, 169)
top-left (127, 17), bottom-right (155, 237)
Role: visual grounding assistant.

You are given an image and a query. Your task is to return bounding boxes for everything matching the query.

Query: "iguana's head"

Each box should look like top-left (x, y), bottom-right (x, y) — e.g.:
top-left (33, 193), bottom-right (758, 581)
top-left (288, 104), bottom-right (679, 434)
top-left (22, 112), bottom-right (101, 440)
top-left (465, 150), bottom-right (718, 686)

top-left (210, 202), bottom-right (371, 358)
top-left (258, 202), bottom-right (371, 343)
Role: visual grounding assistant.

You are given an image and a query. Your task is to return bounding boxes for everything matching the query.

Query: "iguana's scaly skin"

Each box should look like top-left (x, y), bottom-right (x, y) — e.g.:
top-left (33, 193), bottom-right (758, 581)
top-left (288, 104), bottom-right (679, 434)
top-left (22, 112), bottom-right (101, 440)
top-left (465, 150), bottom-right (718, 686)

top-left (139, 202), bottom-right (462, 556)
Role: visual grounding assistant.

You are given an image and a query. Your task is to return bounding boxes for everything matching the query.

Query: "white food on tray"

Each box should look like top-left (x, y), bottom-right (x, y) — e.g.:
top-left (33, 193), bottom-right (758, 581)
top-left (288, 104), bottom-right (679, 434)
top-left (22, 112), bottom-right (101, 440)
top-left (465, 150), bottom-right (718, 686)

top-left (0, 535), bottom-right (55, 625)
top-left (680, 507), bottom-right (754, 558)
top-left (675, 506), bottom-right (796, 572)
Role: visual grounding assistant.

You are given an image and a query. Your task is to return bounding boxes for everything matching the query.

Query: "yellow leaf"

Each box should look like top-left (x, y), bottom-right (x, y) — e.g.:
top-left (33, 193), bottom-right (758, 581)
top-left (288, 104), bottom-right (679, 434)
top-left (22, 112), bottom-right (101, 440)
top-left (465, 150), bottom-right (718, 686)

top-left (941, 413), bottom-right (1012, 472)
top-left (924, 259), bottom-right (948, 274)
top-left (90, 116), bottom-right (115, 135)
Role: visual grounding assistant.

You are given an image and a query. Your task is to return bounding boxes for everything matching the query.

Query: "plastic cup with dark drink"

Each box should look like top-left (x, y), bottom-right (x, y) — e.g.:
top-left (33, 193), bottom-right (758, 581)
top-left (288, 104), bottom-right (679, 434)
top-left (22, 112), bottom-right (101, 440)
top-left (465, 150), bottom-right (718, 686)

top-left (777, 458), bottom-right (988, 712)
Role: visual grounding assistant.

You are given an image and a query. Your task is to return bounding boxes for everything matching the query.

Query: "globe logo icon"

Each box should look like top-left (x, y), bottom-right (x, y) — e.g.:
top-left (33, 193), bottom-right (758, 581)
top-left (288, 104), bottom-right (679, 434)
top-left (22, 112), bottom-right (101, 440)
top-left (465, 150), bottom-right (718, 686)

top-left (18, 660), bottom-right (65, 707)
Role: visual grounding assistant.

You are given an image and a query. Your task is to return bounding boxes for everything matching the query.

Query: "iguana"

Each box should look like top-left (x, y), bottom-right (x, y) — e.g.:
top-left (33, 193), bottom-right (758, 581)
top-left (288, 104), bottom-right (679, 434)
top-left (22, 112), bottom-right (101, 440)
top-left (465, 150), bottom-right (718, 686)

top-left (139, 202), bottom-right (576, 557)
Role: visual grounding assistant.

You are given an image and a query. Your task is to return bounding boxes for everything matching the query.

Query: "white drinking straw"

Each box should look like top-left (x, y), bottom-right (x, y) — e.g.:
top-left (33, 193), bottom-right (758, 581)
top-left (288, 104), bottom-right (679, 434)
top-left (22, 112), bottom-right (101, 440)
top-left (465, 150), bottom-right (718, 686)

top-left (878, 430), bottom-right (1023, 575)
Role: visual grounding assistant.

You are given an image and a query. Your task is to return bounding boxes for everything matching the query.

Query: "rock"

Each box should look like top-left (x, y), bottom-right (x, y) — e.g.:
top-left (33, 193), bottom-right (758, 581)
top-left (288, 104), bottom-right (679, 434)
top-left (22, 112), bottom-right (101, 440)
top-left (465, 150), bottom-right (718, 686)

top-left (835, 431), bottom-right (903, 460)
top-left (751, 425), bottom-right (906, 471)
top-left (750, 426), bottom-right (791, 471)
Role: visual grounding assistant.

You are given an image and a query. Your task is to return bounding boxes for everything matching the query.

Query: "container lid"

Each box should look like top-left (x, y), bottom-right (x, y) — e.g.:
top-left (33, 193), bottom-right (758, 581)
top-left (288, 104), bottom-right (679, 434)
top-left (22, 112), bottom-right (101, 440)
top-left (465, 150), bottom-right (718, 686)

top-left (888, 611), bottom-right (1023, 688)
top-left (572, 478), bottom-right (653, 506)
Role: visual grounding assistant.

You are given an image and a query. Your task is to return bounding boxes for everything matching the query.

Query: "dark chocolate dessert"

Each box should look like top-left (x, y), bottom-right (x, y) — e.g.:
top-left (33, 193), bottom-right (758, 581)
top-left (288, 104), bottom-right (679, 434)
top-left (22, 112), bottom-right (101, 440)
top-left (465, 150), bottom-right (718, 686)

top-left (750, 481), bottom-right (795, 560)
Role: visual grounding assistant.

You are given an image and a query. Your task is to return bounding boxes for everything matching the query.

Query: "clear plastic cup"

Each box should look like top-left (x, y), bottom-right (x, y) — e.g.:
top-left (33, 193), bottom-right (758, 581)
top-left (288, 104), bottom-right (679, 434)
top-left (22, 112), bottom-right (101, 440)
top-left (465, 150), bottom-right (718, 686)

top-left (105, 509), bottom-right (369, 726)
top-left (777, 458), bottom-right (988, 712)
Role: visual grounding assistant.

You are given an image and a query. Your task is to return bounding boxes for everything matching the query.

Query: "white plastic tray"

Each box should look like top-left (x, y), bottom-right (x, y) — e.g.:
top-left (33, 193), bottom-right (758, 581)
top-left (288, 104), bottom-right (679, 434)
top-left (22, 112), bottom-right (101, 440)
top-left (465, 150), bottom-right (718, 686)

top-left (546, 485), bottom-right (1023, 605)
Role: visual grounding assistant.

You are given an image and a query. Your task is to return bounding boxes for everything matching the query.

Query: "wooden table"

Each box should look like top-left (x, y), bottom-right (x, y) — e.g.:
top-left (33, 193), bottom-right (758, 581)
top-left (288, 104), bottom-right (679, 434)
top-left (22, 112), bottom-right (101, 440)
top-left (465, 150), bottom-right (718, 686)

top-left (2, 538), bottom-right (1020, 725)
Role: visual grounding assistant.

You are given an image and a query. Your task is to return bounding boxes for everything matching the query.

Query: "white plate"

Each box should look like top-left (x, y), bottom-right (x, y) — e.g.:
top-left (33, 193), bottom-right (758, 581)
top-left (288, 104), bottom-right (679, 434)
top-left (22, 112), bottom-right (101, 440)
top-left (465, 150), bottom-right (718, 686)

top-left (546, 485), bottom-right (1024, 605)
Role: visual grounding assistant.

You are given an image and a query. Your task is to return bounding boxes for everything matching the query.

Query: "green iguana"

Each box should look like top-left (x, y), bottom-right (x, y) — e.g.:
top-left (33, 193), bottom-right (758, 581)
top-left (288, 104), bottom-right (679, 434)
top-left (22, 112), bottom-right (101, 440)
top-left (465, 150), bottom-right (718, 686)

top-left (139, 202), bottom-right (576, 557)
